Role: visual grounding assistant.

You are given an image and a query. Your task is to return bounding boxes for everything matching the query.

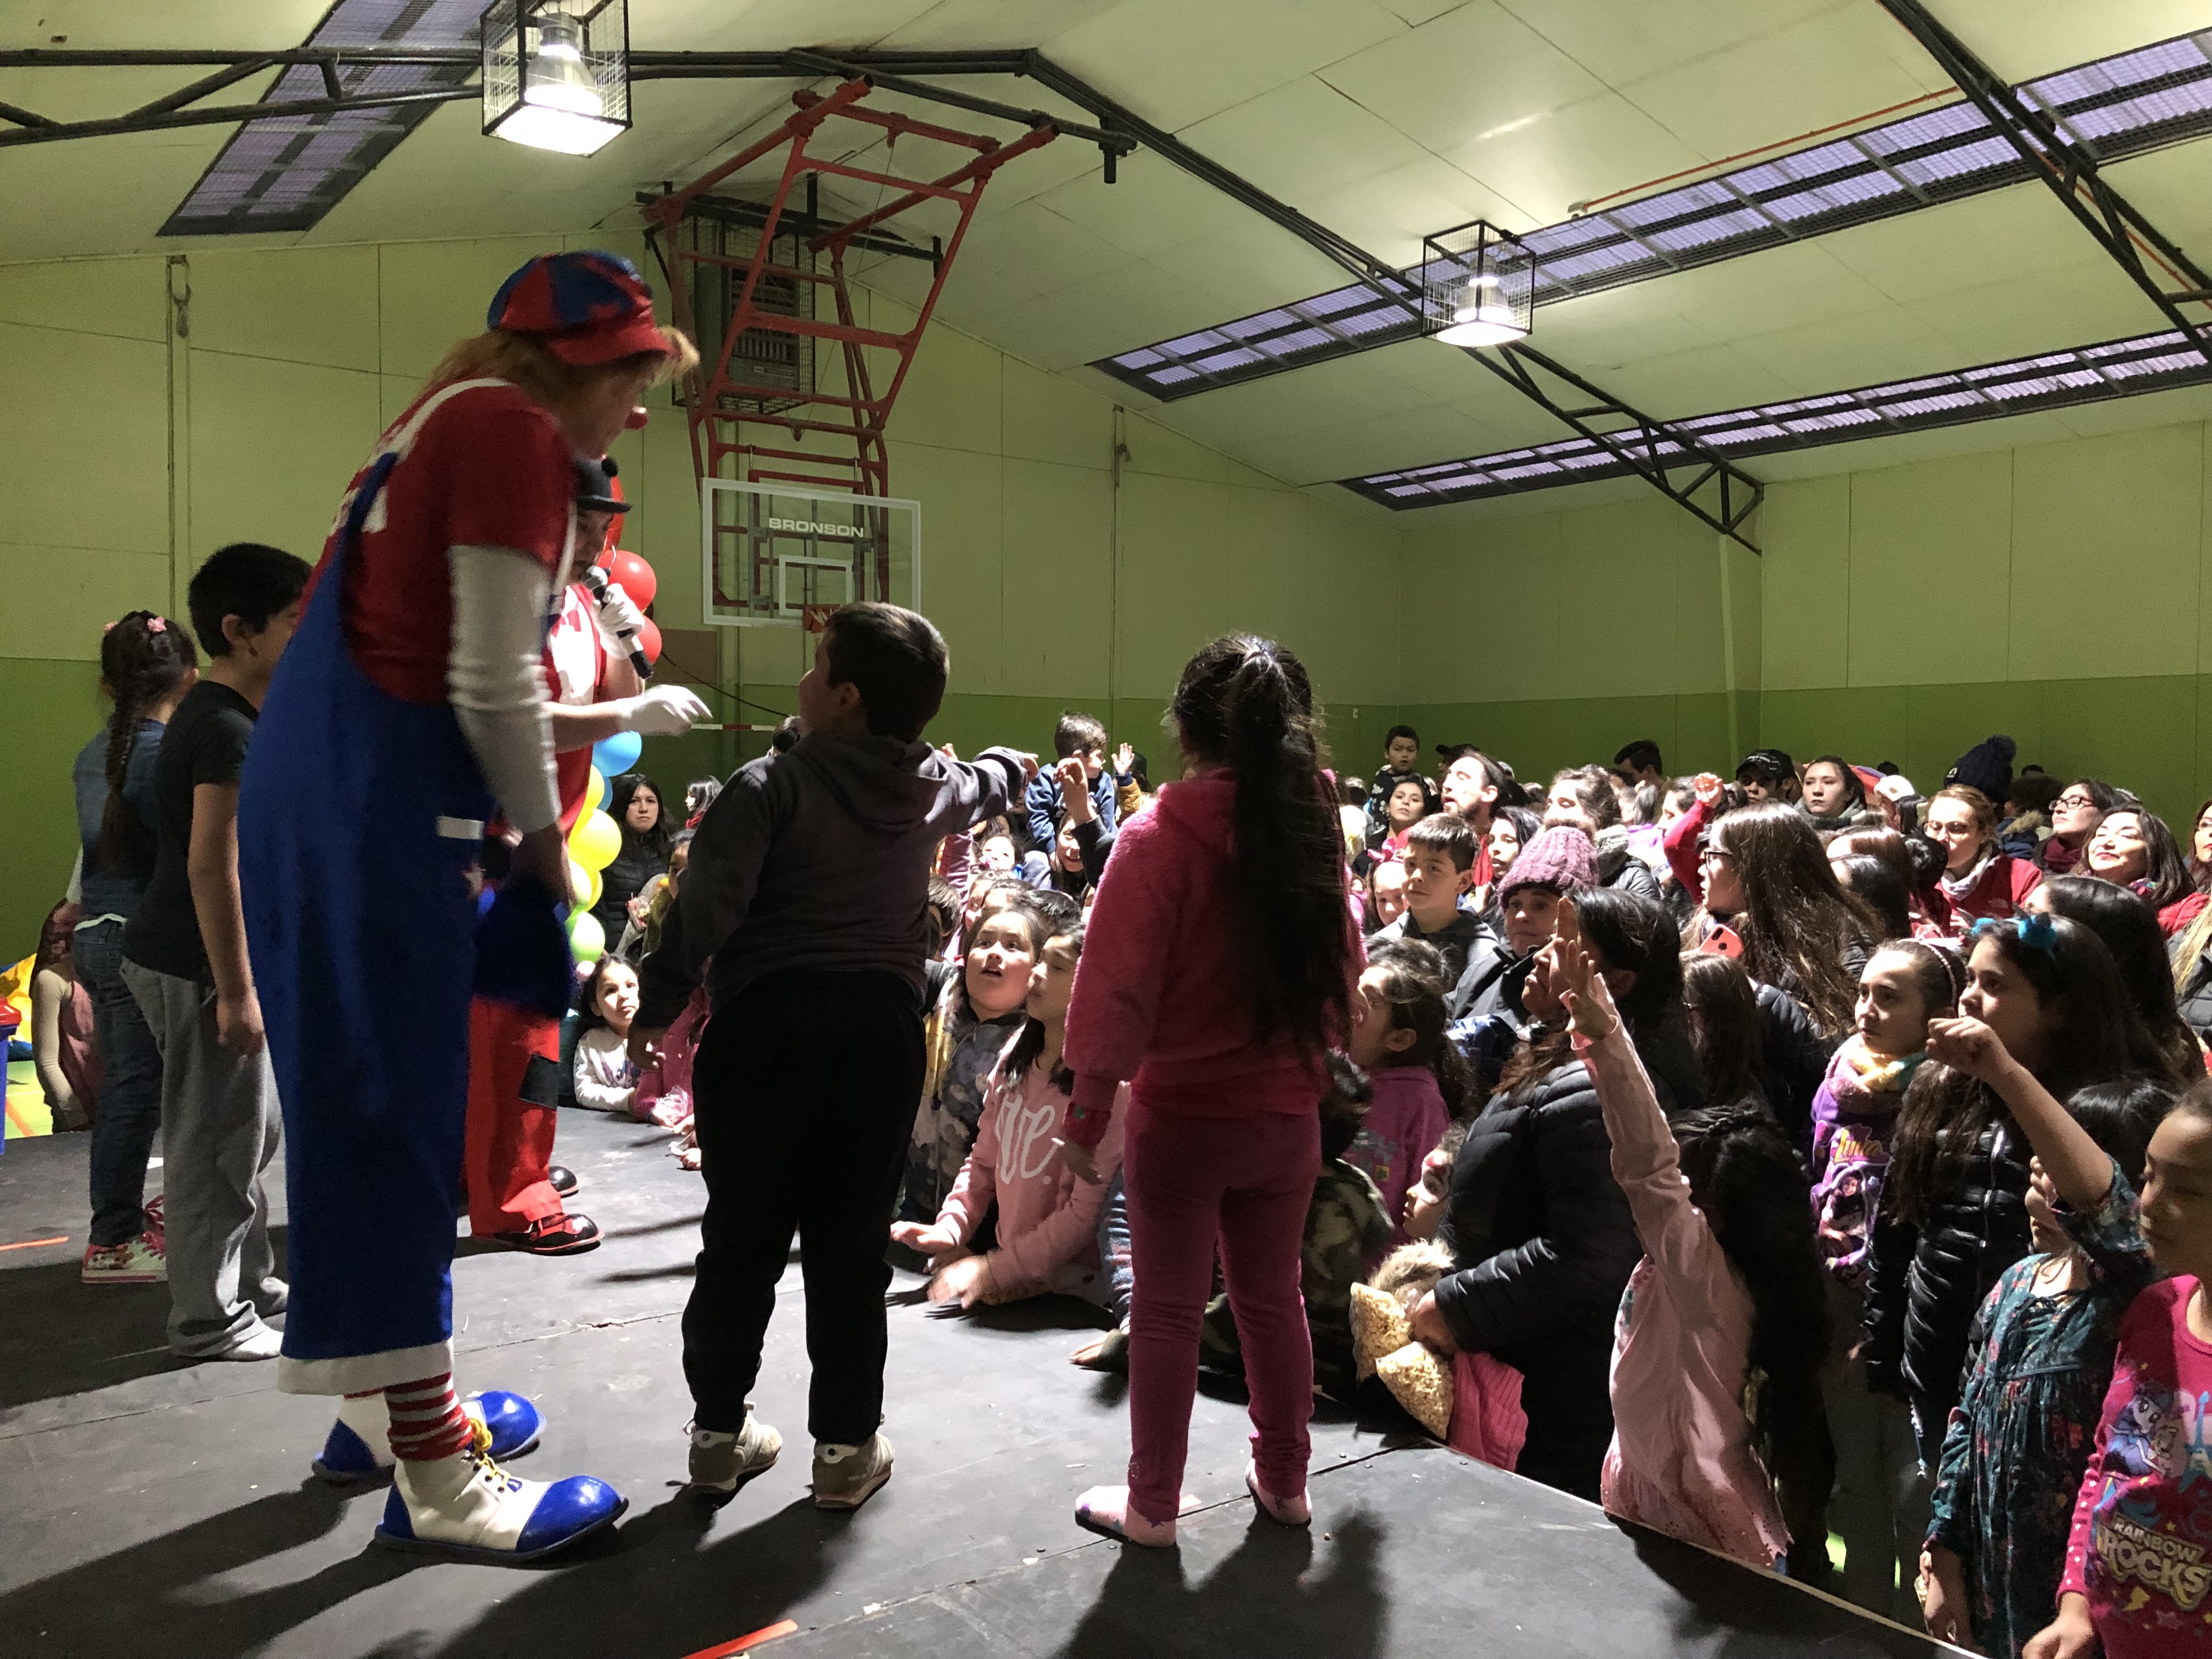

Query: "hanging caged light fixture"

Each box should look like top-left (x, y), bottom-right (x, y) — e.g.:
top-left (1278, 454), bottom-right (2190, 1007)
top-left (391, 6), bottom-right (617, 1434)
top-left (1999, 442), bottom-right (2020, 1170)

top-left (480, 0), bottom-right (631, 156)
top-left (1421, 219), bottom-right (1535, 348)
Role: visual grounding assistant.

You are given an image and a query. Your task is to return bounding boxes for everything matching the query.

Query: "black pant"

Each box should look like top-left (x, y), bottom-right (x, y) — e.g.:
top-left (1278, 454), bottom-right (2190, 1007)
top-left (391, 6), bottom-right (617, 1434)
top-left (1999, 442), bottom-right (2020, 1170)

top-left (684, 969), bottom-right (925, 1443)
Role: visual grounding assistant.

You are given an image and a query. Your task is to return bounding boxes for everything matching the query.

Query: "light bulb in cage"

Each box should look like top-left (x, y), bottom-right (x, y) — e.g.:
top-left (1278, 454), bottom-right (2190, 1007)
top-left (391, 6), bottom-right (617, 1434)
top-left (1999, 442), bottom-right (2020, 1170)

top-left (481, 0), bottom-right (630, 157)
top-left (1421, 219), bottom-right (1534, 348)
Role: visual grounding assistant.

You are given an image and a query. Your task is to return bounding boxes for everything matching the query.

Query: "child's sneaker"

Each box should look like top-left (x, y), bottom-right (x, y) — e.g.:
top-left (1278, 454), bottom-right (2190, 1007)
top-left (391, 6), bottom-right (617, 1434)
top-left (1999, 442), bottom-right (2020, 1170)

top-left (811, 1432), bottom-right (893, 1511)
top-left (82, 1233), bottom-right (165, 1285)
top-left (687, 1410), bottom-right (782, 1499)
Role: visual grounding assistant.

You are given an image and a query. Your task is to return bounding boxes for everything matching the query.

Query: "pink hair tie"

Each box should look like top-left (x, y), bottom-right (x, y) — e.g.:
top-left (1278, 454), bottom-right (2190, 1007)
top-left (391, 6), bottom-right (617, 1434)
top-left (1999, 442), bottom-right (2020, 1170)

top-left (147, 617), bottom-right (167, 633)
top-left (102, 620), bottom-right (117, 634)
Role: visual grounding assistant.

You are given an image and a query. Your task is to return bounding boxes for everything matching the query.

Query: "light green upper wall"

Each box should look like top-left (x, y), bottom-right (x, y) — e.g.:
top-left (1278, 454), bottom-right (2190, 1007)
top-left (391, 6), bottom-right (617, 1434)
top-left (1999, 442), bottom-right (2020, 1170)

top-left (0, 230), bottom-right (1406, 951)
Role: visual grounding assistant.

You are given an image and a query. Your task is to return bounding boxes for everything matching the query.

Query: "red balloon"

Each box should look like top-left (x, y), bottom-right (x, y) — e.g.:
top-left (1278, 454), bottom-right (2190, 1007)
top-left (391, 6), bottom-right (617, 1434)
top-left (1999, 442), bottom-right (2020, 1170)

top-left (610, 549), bottom-right (657, 610)
top-left (634, 615), bottom-right (662, 665)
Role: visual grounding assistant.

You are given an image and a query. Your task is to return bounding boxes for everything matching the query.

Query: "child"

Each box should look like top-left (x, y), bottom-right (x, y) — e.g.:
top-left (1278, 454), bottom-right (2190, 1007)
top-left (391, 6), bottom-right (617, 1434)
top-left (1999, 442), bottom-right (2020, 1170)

top-left (1365, 859), bottom-right (1409, 933)
top-left (1060, 635), bottom-right (1358, 1548)
top-left (1199, 1053), bottom-right (1391, 1403)
top-left (1554, 920), bottom-right (1830, 1577)
top-left (1366, 724), bottom-right (1423, 844)
top-left (1344, 939), bottom-right (1470, 1262)
top-left (1868, 915), bottom-right (2146, 1478)
top-left (636, 984), bottom-right (706, 1138)
top-left (1372, 777), bottom-right (1435, 864)
top-left (1023, 711), bottom-right (1117, 850)
top-left (635, 602), bottom-right (1032, 1513)
top-left (1368, 815), bottom-right (1485, 997)
top-left (573, 957), bottom-right (641, 1116)
top-left (890, 922), bottom-right (1130, 1312)
top-left (121, 542), bottom-right (309, 1362)
top-left (1920, 1057), bottom-right (2173, 1659)
top-left (902, 894), bottom-right (1051, 1225)
top-left (2033, 1078), bottom-right (2212, 1659)
top-left (1813, 939), bottom-right (1959, 1621)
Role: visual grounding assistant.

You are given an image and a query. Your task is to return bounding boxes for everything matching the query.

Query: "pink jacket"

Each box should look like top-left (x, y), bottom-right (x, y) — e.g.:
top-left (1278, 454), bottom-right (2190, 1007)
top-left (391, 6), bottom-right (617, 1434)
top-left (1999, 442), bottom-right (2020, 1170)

top-left (1579, 997), bottom-right (1790, 1571)
top-left (1063, 776), bottom-right (1348, 1148)
top-left (635, 985), bottom-right (707, 1127)
top-left (1344, 1064), bottom-right (1450, 1265)
top-left (934, 1041), bottom-right (1127, 1294)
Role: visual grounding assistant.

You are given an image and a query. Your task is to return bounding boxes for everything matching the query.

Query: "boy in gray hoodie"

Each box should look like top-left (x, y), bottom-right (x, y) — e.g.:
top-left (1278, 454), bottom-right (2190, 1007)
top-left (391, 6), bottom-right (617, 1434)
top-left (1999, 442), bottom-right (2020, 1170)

top-left (635, 602), bottom-right (1032, 1514)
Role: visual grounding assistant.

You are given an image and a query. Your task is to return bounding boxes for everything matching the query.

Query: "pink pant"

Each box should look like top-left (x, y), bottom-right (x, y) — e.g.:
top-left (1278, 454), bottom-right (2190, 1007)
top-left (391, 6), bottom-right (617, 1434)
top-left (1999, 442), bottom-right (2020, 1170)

top-left (1123, 1099), bottom-right (1320, 1526)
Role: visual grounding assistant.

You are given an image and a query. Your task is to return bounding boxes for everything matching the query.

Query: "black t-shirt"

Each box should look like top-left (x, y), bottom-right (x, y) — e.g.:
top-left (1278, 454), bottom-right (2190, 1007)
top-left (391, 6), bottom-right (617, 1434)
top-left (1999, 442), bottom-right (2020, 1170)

top-left (122, 679), bottom-right (258, 983)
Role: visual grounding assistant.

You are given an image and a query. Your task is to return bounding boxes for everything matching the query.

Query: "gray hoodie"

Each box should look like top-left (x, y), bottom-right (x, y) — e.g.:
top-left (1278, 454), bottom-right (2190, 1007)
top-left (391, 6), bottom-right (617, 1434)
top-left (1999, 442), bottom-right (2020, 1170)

top-left (636, 732), bottom-right (1026, 1029)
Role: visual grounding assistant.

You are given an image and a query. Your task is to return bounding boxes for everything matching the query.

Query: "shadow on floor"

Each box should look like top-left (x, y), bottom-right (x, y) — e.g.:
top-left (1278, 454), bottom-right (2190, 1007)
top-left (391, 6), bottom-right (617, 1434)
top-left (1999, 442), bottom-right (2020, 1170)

top-left (0, 1224), bottom-right (290, 1411)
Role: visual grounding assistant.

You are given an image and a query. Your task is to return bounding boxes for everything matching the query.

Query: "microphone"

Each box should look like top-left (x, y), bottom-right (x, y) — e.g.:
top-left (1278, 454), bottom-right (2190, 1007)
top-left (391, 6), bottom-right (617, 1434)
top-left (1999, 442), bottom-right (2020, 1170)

top-left (578, 562), bottom-right (653, 681)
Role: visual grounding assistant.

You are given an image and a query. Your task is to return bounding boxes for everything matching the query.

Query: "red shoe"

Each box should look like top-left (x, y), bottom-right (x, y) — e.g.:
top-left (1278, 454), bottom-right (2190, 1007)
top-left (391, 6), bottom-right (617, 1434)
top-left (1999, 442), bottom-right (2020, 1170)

top-left (490, 1213), bottom-right (601, 1256)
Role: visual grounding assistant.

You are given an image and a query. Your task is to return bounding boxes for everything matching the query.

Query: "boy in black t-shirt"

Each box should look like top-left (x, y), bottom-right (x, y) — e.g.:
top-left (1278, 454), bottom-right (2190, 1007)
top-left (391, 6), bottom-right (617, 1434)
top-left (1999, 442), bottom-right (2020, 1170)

top-left (122, 543), bottom-right (311, 1362)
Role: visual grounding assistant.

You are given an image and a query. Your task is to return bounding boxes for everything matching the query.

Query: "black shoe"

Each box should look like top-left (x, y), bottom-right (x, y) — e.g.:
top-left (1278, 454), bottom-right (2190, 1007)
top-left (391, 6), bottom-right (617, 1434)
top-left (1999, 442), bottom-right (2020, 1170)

top-left (549, 1166), bottom-right (580, 1199)
top-left (492, 1214), bottom-right (602, 1256)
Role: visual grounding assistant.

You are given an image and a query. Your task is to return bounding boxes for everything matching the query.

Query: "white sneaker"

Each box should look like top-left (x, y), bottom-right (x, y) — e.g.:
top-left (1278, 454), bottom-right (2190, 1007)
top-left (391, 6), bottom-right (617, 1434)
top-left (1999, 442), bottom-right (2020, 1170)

top-left (375, 1443), bottom-right (625, 1562)
top-left (211, 1324), bottom-right (283, 1361)
top-left (81, 1234), bottom-right (165, 1285)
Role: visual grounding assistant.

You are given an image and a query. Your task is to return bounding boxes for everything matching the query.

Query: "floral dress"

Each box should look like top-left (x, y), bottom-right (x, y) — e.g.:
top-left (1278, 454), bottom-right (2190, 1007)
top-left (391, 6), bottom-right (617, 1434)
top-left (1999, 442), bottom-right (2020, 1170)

top-left (1926, 1163), bottom-right (2159, 1659)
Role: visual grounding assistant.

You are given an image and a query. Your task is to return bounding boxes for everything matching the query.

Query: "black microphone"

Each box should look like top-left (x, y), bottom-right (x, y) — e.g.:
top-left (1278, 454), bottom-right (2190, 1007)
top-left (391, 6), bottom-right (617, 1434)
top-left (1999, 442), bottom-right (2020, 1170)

top-left (577, 562), bottom-right (653, 681)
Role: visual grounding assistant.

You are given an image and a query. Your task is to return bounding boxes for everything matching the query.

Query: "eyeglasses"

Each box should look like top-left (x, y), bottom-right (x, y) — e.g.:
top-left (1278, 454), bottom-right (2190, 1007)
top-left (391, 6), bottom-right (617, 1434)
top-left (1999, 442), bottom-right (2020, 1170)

top-left (1699, 845), bottom-right (1735, 867)
top-left (2053, 793), bottom-right (2095, 811)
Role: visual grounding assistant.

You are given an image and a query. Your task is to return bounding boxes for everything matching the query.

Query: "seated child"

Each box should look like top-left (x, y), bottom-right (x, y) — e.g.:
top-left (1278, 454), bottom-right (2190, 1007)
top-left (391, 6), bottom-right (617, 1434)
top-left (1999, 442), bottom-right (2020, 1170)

top-left (889, 921), bottom-right (1129, 1310)
top-left (636, 982), bottom-right (707, 1135)
top-left (1343, 939), bottom-right (1469, 1263)
top-left (1368, 815), bottom-right (1491, 1016)
top-left (572, 956), bottom-right (641, 1116)
top-left (901, 889), bottom-right (1050, 1224)
top-left (1352, 1239), bottom-right (1528, 1470)
top-left (1199, 1053), bottom-right (1391, 1402)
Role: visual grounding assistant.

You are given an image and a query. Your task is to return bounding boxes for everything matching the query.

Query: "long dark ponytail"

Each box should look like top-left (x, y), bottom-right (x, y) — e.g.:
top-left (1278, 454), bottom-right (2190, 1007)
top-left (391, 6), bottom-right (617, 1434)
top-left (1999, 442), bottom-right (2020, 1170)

top-left (1170, 635), bottom-right (1352, 1050)
top-left (97, 611), bottom-right (199, 868)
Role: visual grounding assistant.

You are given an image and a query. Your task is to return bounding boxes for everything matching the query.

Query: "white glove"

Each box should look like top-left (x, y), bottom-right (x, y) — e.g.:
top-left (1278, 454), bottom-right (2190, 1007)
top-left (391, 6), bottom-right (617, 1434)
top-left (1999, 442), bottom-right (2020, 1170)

top-left (610, 685), bottom-right (711, 737)
top-left (594, 580), bottom-right (648, 652)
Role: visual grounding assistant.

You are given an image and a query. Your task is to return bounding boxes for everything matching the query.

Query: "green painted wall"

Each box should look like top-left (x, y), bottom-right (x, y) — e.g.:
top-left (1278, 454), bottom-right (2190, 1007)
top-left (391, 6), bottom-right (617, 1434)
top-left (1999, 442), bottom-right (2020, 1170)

top-left (1395, 420), bottom-right (2212, 831)
top-left (0, 233), bottom-right (1401, 952)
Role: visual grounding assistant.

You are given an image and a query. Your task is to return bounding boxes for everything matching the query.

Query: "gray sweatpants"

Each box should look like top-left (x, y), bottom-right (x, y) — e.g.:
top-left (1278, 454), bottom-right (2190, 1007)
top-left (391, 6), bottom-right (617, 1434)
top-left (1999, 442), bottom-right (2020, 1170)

top-left (121, 960), bottom-right (286, 1358)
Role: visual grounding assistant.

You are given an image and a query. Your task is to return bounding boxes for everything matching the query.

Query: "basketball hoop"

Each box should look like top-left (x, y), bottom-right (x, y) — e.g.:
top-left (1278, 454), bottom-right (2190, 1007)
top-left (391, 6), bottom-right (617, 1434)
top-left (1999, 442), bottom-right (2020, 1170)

top-left (801, 603), bottom-right (837, 635)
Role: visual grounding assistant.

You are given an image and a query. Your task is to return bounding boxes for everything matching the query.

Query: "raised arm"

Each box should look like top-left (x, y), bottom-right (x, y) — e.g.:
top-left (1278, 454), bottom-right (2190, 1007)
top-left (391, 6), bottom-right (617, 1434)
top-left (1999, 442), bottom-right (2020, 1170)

top-left (1925, 1014), bottom-right (2114, 1211)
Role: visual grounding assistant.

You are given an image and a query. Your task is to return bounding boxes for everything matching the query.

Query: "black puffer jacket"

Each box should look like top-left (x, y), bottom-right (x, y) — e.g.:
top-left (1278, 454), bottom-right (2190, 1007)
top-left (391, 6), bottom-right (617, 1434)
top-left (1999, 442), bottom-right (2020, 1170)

top-left (1432, 1053), bottom-right (1646, 1499)
top-left (1754, 981), bottom-right (1837, 1154)
top-left (2179, 943), bottom-right (2212, 1043)
top-left (1863, 1114), bottom-right (2032, 1468)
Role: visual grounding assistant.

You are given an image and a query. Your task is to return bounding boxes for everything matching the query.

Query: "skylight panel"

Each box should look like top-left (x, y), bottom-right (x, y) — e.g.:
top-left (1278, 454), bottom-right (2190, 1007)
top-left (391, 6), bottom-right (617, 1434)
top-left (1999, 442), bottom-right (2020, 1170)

top-left (1338, 324), bottom-right (2212, 510)
top-left (163, 0), bottom-right (484, 236)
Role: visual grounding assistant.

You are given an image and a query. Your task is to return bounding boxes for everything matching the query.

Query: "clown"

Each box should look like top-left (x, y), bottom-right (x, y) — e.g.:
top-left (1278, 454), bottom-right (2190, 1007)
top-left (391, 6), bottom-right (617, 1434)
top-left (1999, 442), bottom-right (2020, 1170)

top-left (239, 251), bottom-right (698, 1561)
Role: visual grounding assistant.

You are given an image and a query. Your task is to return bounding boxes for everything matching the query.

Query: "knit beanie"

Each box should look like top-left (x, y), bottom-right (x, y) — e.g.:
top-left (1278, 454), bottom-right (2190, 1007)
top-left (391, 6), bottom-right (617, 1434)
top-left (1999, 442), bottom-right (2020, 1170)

top-left (1945, 734), bottom-right (2016, 805)
top-left (1497, 825), bottom-right (1598, 900)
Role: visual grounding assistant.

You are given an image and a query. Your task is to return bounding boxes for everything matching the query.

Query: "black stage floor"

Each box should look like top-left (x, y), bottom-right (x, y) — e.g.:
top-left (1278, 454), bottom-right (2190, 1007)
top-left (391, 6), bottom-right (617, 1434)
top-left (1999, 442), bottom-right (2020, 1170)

top-left (0, 1113), bottom-right (1957, 1659)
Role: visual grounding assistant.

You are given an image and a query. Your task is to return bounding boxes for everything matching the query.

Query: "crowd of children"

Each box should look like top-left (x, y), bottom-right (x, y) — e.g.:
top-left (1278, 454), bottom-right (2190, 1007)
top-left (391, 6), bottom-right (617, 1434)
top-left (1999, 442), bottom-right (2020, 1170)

top-left (47, 532), bottom-right (2212, 1647)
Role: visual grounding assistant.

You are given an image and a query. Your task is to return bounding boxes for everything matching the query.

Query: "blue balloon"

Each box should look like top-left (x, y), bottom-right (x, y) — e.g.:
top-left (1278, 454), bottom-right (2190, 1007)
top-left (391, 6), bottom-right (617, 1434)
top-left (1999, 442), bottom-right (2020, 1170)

top-left (594, 730), bottom-right (642, 776)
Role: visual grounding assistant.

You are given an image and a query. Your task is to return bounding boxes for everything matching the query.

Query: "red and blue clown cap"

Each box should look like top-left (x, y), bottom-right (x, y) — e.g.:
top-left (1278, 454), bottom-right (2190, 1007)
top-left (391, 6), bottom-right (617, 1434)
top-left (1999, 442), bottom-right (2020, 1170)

top-left (489, 250), bottom-right (672, 366)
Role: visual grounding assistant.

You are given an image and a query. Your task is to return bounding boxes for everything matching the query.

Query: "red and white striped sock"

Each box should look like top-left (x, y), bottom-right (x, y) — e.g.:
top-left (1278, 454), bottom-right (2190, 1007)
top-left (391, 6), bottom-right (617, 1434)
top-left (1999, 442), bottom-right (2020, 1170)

top-left (383, 1374), bottom-right (472, 1463)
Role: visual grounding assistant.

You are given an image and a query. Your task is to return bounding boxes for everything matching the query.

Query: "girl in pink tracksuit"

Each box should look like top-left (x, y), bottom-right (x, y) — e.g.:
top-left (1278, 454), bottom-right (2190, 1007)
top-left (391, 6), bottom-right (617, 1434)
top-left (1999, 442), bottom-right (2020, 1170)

top-left (1059, 635), bottom-right (1359, 1549)
top-left (891, 922), bottom-right (1129, 1313)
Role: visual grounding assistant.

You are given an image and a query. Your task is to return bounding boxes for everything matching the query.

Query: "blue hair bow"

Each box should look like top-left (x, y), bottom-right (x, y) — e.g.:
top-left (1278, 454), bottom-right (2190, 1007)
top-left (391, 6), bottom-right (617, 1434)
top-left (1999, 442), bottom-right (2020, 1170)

top-left (1968, 912), bottom-right (2057, 956)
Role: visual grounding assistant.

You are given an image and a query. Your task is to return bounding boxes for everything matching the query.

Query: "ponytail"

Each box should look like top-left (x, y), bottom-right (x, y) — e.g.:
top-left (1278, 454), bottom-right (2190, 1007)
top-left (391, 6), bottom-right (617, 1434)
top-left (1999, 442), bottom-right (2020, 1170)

top-left (95, 612), bottom-right (198, 868)
top-left (1170, 635), bottom-right (1353, 1050)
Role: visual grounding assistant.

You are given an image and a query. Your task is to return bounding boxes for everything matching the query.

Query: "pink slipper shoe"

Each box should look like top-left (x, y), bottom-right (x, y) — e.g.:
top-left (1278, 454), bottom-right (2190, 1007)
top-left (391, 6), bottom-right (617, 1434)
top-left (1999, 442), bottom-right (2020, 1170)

top-left (1245, 1460), bottom-right (1311, 1527)
top-left (1073, 1484), bottom-right (1194, 1548)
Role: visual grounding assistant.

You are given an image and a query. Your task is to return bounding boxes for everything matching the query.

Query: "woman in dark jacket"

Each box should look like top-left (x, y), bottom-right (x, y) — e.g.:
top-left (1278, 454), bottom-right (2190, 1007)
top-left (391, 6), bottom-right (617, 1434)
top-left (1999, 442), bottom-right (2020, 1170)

top-left (1864, 914), bottom-right (2148, 1468)
top-left (593, 771), bottom-right (673, 951)
top-left (1414, 887), bottom-right (1700, 1499)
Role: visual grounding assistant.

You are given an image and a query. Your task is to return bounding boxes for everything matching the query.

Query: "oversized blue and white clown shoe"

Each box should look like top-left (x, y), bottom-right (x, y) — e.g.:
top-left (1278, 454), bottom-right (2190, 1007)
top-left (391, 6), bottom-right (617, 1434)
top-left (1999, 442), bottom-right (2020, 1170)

top-left (373, 1441), bottom-right (625, 1563)
top-left (313, 1389), bottom-right (544, 1485)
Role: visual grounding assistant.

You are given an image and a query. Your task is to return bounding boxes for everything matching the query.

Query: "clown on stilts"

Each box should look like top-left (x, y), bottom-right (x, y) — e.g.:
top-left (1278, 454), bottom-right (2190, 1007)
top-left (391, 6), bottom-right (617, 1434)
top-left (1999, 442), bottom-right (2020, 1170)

top-left (239, 250), bottom-right (700, 1561)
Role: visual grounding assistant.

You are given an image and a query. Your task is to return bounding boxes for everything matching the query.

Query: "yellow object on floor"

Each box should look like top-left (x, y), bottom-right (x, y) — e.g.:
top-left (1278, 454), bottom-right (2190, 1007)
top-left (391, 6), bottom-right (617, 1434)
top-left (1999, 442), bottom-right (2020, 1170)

top-left (7, 1058), bottom-right (55, 1140)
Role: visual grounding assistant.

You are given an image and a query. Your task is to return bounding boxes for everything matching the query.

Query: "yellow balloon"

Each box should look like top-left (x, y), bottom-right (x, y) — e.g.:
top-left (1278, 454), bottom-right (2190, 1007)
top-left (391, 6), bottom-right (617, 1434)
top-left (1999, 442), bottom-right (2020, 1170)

top-left (587, 765), bottom-right (607, 811)
top-left (567, 858), bottom-right (602, 912)
top-left (569, 910), bottom-right (606, 964)
top-left (569, 808), bottom-right (620, 872)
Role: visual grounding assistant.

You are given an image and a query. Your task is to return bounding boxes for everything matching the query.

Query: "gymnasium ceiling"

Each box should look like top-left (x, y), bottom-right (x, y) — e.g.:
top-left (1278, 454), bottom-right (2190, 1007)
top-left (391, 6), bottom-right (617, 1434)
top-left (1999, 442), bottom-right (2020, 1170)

top-left (7, 0), bottom-right (2212, 525)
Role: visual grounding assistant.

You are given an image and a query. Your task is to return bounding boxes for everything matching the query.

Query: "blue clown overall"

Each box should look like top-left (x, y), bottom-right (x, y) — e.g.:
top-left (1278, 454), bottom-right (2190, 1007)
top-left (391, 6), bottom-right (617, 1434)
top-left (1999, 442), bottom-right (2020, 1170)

top-left (237, 251), bottom-right (667, 1560)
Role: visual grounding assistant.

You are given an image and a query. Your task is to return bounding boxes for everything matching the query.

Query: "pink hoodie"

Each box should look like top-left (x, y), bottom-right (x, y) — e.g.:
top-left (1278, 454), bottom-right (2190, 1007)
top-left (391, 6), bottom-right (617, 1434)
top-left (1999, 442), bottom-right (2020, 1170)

top-left (1063, 776), bottom-right (1348, 1148)
top-left (933, 1039), bottom-right (1128, 1294)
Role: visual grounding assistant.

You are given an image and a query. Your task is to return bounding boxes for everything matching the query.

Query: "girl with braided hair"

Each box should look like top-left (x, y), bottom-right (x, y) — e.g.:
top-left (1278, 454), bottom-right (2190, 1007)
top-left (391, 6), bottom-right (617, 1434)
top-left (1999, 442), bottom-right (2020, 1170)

top-left (1059, 634), bottom-right (1357, 1547)
top-left (70, 609), bottom-right (199, 1283)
